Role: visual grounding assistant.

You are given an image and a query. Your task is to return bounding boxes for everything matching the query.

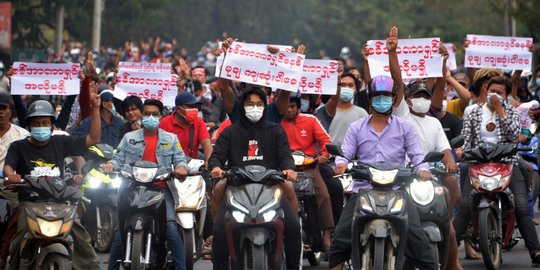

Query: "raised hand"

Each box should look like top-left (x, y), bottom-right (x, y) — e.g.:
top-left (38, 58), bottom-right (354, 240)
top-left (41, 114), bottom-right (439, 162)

top-left (386, 26), bottom-right (398, 52)
top-left (89, 81), bottom-right (101, 108)
top-left (361, 43), bottom-right (369, 62)
top-left (86, 51), bottom-right (94, 77)
top-left (296, 44), bottom-right (305, 55)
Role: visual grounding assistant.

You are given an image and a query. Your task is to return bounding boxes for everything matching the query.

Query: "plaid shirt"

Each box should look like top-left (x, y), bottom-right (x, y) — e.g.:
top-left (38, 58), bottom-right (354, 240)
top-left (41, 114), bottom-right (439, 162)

top-left (462, 103), bottom-right (520, 163)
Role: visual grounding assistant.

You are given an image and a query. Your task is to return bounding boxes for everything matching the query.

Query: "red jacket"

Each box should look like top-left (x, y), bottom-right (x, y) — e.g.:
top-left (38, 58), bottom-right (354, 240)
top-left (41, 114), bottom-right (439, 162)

top-left (281, 113), bottom-right (332, 157)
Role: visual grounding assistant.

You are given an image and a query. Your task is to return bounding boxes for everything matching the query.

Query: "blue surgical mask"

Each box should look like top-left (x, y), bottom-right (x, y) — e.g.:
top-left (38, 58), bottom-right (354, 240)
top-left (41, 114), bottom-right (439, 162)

top-left (536, 79), bottom-right (540, 87)
top-left (31, 127), bottom-right (52, 142)
top-left (340, 88), bottom-right (355, 102)
top-left (142, 116), bottom-right (160, 130)
top-left (300, 99), bottom-right (310, 112)
top-left (371, 96), bottom-right (393, 114)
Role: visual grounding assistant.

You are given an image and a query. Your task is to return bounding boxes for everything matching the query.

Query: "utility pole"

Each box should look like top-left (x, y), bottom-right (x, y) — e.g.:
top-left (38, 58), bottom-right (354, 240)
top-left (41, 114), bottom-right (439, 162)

top-left (504, 0), bottom-right (516, 36)
top-left (91, 0), bottom-right (104, 51)
top-left (54, 4), bottom-right (64, 55)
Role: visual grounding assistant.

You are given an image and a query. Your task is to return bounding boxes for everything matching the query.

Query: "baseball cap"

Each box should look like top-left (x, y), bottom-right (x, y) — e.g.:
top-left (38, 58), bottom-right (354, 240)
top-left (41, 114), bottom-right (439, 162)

top-left (175, 92), bottom-right (200, 106)
top-left (99, 90), bottom-right (114, 101)
top-left (406, 81), bottom-right (432, 98)
top-left (0, 94), bottom-right (11, 108)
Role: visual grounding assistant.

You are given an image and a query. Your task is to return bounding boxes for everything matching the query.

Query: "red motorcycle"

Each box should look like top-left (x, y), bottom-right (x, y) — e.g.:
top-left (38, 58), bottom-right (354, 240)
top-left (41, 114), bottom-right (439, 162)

top-left (462, 143), bottom-right (525, 270)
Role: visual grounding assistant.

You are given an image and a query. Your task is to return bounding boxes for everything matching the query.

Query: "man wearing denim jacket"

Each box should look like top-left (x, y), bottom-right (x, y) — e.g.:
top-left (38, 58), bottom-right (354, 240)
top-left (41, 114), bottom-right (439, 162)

top-left (103, 99), bottom-right (189, 270)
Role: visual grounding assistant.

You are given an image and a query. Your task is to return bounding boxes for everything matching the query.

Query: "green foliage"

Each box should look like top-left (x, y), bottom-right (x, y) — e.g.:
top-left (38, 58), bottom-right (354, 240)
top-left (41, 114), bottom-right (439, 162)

top-left (10, 0), bottom-right (540, 59)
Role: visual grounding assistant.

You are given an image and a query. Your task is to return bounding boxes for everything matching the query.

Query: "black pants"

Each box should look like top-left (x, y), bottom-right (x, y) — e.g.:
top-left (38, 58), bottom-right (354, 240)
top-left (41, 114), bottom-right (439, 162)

top-left (328, 193), bottom-right (436, 270)
top-left (453, 163), bottom-right (540, 257)
top-left (211, 199), bottom-right (301, 270)
top-left (319, 164), bottom-right (344, 224)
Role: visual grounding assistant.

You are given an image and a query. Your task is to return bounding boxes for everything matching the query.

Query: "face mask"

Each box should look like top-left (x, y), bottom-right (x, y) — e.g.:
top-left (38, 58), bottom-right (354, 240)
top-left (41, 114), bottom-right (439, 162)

top-left (536, 79), bottom-right (540, 87)
top-left (339, 88), bottom-right (354, 102)
top-left (142, 115), bottom-right (160, 130)
top-left (446, 90), bottom-right (457, 100)
top-left (182, 108), bottom-right (198, 124)
top-left (487, 92), bottom-right (504, 106)
top-left (371, 96), bottom-right (393, 114)
top-left (195, 96), bottom-right (202, 102)
top-left (300, 99), bottom-right (310, 112)
top-left (31, 127), bottom-right (52, 142)
top-left (410, 97), bottom-right (432, 114)
top-left (244, 106), bottom-right (264, 122)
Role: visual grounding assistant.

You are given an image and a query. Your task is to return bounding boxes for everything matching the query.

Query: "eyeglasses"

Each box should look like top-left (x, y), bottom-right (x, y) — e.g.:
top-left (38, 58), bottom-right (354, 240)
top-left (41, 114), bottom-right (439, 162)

top-left (142, 111), bottom-right (161, 117)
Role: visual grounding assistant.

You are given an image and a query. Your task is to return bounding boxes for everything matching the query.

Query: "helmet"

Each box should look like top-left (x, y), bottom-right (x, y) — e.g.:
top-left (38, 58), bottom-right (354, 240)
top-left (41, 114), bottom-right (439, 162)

top-left (26, 100), bottom-right (55, 119)
top-left (368, 75), bottom-right (396, 97)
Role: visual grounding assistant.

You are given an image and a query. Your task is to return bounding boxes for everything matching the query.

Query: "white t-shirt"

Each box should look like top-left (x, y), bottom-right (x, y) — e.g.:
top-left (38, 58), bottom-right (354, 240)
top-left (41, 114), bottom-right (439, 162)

top-left (0, 124), bottom-right (30, 168)
top-left (394, 97), bottom-right (451, 154)
top-left (480, 104), bottom-right (499, 144)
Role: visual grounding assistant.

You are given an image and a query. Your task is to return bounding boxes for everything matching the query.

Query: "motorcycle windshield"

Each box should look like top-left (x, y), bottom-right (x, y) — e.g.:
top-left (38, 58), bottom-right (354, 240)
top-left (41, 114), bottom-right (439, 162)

top-left (463, 143), bottom-right (516, 163)
top-left (19, 176), bottom-right (82, 203)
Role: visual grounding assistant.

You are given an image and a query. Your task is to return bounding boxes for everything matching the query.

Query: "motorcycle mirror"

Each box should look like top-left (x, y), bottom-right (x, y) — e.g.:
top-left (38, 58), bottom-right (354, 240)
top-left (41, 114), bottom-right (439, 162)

top-left (326, 144), bottom-right (344, 157)
top-left (422, 151), bottom-right (444, 163)
top-left (450, 136), bottom-right (464, 149)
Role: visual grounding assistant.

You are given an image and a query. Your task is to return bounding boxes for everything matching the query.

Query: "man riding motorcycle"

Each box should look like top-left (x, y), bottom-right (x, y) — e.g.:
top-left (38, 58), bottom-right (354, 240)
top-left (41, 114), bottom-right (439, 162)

top-left (103, 99), bottom-right (189, 270)
top-left (330, 74), bottom-right (436, 270)
top-left (3, 83), bottom-right (102, 270)
top-left (281, 95), bottom-right (334, 250)
top-left (209, 87), bottom-right (301, 270)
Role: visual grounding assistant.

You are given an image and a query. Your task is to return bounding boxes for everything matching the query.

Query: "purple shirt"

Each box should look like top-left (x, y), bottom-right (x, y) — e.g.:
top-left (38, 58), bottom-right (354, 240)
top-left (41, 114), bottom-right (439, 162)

top-left (335, 115), bottom-right (429, 193)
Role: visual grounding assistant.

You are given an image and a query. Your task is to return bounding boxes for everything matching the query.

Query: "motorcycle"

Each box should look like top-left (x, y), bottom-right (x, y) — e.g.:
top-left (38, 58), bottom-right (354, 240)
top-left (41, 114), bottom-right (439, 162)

top-left (405, 162), bottom-right (450, 270)
top-left (118, 161), bottom-right (171, 270)
top-left (173, 158), bottom-right (207, 270)
top-left (462, 143), bottom-right (527, 270)
top-left (291, 151), bottom-right (322, 266)
top-left (14, 175), bottom-right (81, 269)
top-left (80, 143), bottom-right (120, 253)
top-left (327, 144), bottom-right (443, 269)
top-left (221, 165), bottom-right (287, 270)
top-left (0, 188), bottom-right (11, 246)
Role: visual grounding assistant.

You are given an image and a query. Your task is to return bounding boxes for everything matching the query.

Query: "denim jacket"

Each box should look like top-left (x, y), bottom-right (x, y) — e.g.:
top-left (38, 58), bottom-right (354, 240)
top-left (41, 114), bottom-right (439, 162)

top-left (112, 128), bottom-right (188, 205)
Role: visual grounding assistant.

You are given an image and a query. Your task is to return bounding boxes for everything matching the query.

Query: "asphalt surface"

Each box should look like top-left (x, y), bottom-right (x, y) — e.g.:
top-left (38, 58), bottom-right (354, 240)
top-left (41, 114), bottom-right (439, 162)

top-left (95, 212), bottom-right (540, 269)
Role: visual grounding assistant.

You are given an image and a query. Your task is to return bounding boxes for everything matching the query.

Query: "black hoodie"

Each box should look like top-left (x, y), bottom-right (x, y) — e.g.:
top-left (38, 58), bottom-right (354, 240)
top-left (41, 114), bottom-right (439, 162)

top-left (208, 88), bottom-right (295, 172)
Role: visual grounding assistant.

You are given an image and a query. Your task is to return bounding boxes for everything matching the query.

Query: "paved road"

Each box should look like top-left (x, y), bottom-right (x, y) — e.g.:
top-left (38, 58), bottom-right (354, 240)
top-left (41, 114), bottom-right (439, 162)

top-left (96, 213), bottom-right (540, 269)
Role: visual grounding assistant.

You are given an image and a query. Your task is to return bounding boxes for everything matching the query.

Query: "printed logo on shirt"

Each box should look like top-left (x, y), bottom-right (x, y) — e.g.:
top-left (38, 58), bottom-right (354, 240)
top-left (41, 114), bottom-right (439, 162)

top-left (243, 140), bottom-right (264, 161)
top-left (30, 159), bottom-right (61, 177)
top-left (300, 129), bottom-right (307, 137)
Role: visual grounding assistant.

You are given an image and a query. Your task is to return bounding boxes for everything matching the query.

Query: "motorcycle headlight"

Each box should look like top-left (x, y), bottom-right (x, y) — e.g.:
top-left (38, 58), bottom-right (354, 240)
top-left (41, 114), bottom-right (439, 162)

top-left (258, 189), bottom-right (282, 214)
top-left (133, 167), bottom-right (158, 183)
top-left (389, 198), bottom-right (404, 213)
top-left (262, 210), bottom-right (276, 222)
top-left (479, 175), bottom-right (500, 191)
top-left (229, 196), bottom-right (250, 214)
top-left (111, 176), bottom-right (121, 188)
top-left (499, 175), bottom-right (511, 189)
top-left (86, 176), bottom-right (102, 189)
top-left (359, 196), bottom-right (373, 212)
top-left (36, 218), bottom-right (63, 237)
top-left (369, 168), bottom-right (398, 185)
top-left (232, 210), bottom-right (246, 222)
top-left (410, 179), bottom-right (434, 206)
top-left (292, 155), bottom-right (305, 166)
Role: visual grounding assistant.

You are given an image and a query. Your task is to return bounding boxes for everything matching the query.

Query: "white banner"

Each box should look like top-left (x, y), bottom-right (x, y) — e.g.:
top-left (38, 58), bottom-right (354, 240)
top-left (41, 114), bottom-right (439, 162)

top-left (118, 62), bottom-right (171, 73)
top-left (114, 70), bottom-right (178, 106)
top-left (464, 34), bottom-right (533, 70)
top-left (218, 42), bottom-right (305, 92)
top-left (299, 59), bottom-right (339, 95)
top-left (366, 38), bottom-right (443, 79)
top-left (215, 43), bottom-right (294, 77)
top-left (11, 62), bottom-right (81, 95)
top-left (444, 43), bottom-right (457, 71)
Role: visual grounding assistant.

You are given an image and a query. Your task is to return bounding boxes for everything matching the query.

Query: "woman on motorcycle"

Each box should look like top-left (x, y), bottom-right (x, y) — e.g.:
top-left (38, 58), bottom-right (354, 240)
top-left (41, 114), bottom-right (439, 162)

top-left (454, 75), bottom-right (540, 265)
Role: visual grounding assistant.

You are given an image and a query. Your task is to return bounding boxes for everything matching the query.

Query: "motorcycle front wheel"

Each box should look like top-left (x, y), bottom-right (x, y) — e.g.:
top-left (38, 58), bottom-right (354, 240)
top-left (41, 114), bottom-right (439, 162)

top-left (182, 228), bottom-right (195, 270)
top-left (479, 208), bottom-right (501, 270)
top-left (95, 205), bottom-right (118, 253)
top-left (131, 231), bottom-right (147, 270)
top-left (242, 243), bottom-right (268, 270)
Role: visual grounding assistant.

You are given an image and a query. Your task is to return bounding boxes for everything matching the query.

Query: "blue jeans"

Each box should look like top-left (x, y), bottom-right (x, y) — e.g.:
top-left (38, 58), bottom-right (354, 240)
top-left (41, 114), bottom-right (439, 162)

top-left (108, 189), bottom-right (186, 270)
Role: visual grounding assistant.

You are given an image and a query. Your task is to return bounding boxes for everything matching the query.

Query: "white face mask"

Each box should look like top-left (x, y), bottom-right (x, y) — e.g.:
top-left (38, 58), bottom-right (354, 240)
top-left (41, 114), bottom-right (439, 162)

top-left (244, 106), bottom-right (264, 122)
top-left (410, 97), bottom-right (432, 114)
